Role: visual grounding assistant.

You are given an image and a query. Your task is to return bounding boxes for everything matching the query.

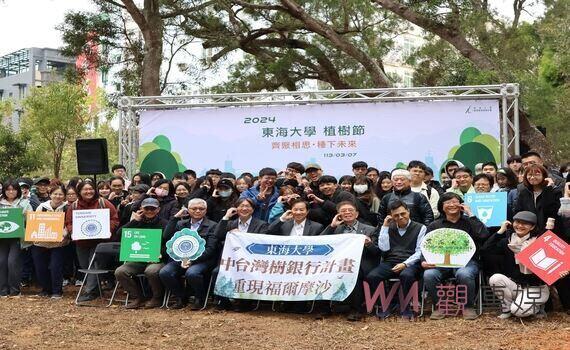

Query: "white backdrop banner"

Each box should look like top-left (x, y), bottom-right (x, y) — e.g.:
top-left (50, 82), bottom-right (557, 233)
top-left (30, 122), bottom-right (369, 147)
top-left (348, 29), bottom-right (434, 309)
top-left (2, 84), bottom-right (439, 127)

top-left (214, 232), bottom-right (365, 301)
top-left (138, 100), bottom-right (500, 178)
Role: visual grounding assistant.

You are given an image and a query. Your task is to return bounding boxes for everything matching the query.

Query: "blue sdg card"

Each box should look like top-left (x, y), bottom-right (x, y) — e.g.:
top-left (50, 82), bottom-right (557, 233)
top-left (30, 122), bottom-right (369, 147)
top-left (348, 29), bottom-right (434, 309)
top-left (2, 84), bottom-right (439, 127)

top-left (464, 192), bottom-right (507, 227)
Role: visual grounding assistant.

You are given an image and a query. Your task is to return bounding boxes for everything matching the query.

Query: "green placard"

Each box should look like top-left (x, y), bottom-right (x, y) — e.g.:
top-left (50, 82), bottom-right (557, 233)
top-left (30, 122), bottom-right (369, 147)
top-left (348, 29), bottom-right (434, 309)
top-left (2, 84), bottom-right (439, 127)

top-left (120, 228), bottom-right (162, 262)
top-left (0, 208), bottom-right (25, 239)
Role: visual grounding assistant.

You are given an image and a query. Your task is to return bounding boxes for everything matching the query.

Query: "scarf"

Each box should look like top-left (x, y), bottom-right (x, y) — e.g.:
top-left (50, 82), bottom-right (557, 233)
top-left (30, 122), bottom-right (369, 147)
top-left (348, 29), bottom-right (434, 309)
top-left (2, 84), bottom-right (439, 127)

top-left (508, 232), bottom-right (532, 274)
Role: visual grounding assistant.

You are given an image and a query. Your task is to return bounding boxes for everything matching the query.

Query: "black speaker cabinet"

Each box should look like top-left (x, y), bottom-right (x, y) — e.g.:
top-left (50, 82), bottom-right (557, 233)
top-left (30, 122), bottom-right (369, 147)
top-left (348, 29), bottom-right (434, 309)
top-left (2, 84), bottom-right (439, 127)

top-left (76, 138), bottom-right (109, 175)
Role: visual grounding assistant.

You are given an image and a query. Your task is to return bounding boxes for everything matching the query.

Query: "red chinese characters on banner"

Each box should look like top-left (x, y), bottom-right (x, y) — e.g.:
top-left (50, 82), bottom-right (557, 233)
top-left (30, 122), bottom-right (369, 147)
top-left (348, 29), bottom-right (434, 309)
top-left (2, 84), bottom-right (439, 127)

top-left (515, 230), bottom-right (570, 285)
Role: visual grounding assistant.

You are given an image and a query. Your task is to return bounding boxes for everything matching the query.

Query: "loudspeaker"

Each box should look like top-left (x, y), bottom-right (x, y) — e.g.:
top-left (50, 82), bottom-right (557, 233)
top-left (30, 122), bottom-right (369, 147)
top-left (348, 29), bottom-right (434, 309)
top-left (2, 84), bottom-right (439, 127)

top-left (76, 138), bottom-right (109, 175)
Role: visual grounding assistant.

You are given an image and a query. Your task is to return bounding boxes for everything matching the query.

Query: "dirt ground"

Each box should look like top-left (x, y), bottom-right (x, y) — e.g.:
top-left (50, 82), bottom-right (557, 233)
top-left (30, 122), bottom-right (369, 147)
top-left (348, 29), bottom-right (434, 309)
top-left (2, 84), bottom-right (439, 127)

top-left (0, 287), bottom-right (568, 350)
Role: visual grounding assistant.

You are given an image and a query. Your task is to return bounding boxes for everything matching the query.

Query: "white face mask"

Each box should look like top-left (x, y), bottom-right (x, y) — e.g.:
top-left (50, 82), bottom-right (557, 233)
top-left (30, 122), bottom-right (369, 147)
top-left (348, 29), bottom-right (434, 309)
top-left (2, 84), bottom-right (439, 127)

top-left (353, 184), bottom-right (368, 194)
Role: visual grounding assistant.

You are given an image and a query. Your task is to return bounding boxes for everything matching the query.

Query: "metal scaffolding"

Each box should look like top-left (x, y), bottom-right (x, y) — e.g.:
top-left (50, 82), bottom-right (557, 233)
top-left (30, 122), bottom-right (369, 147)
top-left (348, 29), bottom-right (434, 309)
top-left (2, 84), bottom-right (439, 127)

top-left (118, 83), bottom-right (520, 177)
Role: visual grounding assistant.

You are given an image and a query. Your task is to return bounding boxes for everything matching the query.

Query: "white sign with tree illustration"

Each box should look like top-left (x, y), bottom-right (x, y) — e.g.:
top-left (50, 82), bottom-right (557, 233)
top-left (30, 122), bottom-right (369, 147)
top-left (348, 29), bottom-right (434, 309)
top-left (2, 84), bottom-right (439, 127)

top-left (420, 228), bottom-right (476, 268)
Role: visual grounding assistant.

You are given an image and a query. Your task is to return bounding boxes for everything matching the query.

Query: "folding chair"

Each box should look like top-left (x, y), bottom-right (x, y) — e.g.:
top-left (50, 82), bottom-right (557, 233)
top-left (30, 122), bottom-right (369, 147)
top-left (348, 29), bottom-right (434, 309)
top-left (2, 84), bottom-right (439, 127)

top-left (75, 242), bottom-right (121, 307)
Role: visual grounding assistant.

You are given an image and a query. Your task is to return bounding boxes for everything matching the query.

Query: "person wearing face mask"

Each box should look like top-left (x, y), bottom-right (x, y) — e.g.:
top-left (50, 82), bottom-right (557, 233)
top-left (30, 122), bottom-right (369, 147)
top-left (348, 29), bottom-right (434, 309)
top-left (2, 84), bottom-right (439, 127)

top-left (483, 212), bottom-right (549, 318)
top-left (206, 179), bottom-right (239, 222)
top-left (378, 169), bottom-right (434, 227)
top-left (132, 179), bottom-right (178, 222)
top-left (352, 175), bottom-right (380, 226)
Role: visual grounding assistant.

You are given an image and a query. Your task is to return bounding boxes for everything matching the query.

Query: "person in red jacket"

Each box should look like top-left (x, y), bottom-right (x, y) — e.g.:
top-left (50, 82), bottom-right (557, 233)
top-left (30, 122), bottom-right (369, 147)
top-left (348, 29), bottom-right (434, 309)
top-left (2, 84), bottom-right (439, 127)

top-left (65, 182), bottom-right (119, 302)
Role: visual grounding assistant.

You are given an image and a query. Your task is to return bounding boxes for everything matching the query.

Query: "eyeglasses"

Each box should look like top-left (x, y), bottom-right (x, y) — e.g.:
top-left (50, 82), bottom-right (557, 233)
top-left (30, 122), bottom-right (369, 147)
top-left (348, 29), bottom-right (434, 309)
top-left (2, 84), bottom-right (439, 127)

top-left (443, 200), bottom-right (461, 206)
top-left (527, 173), bottom-right (543, 178)
top-left (339, 208), bottom-right (356, 213)
top-left (455, 175), bottom-right (471, 180)
top-left (189, 207), bottom-right (206, 211)
top-left (142, 207), bottom-right (159, 211)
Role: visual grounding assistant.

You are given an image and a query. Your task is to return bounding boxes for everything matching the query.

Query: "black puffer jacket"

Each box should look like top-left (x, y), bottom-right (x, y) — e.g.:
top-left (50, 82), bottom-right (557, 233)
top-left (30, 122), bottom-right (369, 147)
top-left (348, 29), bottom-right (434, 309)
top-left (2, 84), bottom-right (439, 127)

top-left (378, 187), bottom-right (434, 226)
top-left (514, 185), bottom-right (562, 233)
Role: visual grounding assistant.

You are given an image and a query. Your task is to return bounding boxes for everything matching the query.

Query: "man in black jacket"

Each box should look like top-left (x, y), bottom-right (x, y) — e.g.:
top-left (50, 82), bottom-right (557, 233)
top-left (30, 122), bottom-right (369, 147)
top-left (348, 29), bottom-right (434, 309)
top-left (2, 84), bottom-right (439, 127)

top-left (115, 198), bottom-right (169, 309)
top-left (307, 175), bottom-right (355, 225)
top-left (378, 169), bottom-right (434, 226)
top-left (159, 198), bottom-right (218, 309)
top-left (422, 193), bottom-right (490, 321)
top-left (321, 201), bottom-right (381, 321)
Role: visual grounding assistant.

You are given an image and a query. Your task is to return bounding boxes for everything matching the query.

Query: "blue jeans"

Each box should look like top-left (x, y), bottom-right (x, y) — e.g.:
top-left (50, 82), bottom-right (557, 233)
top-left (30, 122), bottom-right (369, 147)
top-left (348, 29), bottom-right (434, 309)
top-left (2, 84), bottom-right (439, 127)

top-left (31, 246), bottom-right (65, 295)
top-left (423, 259), bottom-right (479, 307)
top-left (159, 260), bottom-right (213, 301)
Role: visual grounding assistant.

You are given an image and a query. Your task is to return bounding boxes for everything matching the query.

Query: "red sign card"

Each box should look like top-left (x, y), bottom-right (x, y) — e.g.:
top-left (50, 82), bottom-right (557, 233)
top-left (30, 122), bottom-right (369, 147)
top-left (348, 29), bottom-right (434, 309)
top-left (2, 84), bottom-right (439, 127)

top-left (515, 231), bottom-right (570, 285)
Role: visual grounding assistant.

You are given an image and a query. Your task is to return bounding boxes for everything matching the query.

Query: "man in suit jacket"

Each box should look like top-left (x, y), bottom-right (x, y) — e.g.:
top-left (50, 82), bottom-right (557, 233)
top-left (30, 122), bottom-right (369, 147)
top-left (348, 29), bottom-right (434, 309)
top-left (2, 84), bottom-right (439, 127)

top-left (214, 198), bottom-right (270, 241)
top-left (159, 198), bottom-right (219, 310)
top-left (267, 199), bottom-right (324, 236)
top-left (321, 200), bottom-right (381, 321)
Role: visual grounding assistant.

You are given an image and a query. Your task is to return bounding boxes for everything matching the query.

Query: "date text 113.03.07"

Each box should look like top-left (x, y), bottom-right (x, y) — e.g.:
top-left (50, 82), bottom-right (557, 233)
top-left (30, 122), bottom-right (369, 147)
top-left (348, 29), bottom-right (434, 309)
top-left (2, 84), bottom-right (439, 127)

top-left (323, 152), bottom-right (357, 158)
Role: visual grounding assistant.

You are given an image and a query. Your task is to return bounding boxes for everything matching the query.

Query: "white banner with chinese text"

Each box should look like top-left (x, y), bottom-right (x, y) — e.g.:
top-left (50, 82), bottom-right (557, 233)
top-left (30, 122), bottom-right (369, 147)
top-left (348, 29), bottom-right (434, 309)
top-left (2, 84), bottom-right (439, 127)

top-left (214, 232), bottom-right (365, 301)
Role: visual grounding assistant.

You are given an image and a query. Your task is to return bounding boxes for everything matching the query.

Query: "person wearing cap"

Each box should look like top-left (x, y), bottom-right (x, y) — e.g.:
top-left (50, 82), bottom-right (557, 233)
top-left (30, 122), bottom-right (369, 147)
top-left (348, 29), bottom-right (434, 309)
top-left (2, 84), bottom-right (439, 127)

top-left (483, 211), bottom-right (549, 318)
top-left (239, 168), bottom-right (280, 222)
top-left (34, 177), bottom-right (51, 203)
top-left (378, 169), bottom-right (434, 227)
top-left (115, 197), bottom-right (169, 309)
top-left (159, 198), bottom-right (219, 309)
top-left (304, 163), bottom-right (323, 197)
top-left (352, 161), bottom-right (368, 176)
top-left (422, 192), bottom-right (490, 320)
top-left (206, 169), bottom-right (223, 187)
top-left (119, 184), bottom-right (150, 227)
top-left (306, 175), bottom-right (355, 226)
top-left (206, 179), bottom-right (239, 222)
top-left (17, 178), bottom-right (40, 210)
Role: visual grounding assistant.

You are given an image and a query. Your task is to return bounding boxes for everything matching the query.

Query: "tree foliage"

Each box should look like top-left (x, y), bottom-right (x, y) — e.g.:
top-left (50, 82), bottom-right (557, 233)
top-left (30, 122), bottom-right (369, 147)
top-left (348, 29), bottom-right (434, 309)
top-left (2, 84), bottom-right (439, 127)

top-left (423, 228), bottom-right (472, 255)
top-left (22, 82), bottom-right (90, 179)
top-left (0, 125), bottom-right (40, 181)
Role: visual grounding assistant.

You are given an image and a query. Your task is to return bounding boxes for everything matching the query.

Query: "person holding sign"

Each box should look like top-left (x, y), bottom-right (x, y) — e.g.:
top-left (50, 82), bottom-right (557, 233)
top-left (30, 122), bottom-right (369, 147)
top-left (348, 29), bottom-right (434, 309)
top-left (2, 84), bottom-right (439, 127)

top-left (65, 182), bottom-right (119, 302)
top-left (115, 198), bottom-right (169, 309)
top-left (483, 212), bottom-right (549, 318)
top-left (30, 185), bottom-right (68, 299)
top-left (0, 181), bottom-right (33, 297)
top-left (159, 198), bottom-right (218, 310)
top-left (422, 192), bottom-right (490, 320)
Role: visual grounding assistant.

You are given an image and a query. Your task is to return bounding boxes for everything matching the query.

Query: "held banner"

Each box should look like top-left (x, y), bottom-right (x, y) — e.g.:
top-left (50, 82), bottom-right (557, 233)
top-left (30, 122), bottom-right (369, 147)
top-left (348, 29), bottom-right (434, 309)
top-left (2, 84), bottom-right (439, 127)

top-left (515, 231), bottom-right (570, 285)
top-left (71, 209), bottom-right (111, 241)
top-left (214, 232), bottom-right (365, 301)
top-left (120, 228), bottom-right (162, 263)
top-left (138, 100), bottom-right (501, 178)
top-left (464, 192), bottom-right (507, 227)
top-left (0, 208), bottom-right (25, 239)
top-left (25, 212), bottom-right (65, 242)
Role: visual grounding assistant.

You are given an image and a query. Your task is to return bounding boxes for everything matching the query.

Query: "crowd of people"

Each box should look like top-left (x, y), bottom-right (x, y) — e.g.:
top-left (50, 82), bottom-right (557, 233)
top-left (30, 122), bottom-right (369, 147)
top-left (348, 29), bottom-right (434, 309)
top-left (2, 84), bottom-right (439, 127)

top-left (0, 152), bottom-right (568, 322)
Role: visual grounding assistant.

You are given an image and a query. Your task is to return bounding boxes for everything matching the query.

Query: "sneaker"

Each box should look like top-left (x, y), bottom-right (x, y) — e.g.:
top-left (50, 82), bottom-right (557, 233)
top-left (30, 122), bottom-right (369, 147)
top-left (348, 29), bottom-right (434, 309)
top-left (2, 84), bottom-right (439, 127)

top-left (75, 280), bottom-right (83, 287)
top-left (462, 307), bottom-right (478, 320)
top-left (144, 297), bottom-right (163, 309)
top-left (8, 292), bottom-right (21, 298)
top-left (62, 279), bottom-right (70, 287)
top-left (497, 312), bottom-right (511, 319)
top-left (376, 307), bottom-right (392, 319)
top-left (51, 294), bottom-right (63, 300)
top-left (35, 291), bottom-right (50, 297)
top-left (77, 293), bottom-right (98, 302)
top-left (535, 309), bottom-right (547, 319)
top-left (429, 310), bottom-right (446, 320)
top-left (400, 308), bottom-right (415, 320)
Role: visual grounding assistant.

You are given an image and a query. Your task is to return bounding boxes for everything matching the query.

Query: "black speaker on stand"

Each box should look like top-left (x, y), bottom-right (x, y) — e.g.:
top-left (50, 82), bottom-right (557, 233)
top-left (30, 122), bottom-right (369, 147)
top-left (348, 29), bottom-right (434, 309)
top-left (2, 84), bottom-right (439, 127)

top-left (76, 138), bottom-right (109, 183)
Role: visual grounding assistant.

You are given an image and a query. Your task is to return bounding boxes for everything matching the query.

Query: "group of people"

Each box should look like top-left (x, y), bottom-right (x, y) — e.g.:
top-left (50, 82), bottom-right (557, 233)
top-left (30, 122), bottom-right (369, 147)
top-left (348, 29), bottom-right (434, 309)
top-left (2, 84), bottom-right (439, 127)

top-left (0, 152), bottom-right (568, 322)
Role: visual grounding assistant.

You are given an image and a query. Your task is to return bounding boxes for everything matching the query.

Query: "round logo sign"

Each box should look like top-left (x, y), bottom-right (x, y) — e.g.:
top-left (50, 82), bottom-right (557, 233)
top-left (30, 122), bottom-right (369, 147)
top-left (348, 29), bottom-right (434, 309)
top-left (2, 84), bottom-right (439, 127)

top-left (172, 235), bottom-right (200, 258)
top-left (81, 220), bottom-right (102, 237)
